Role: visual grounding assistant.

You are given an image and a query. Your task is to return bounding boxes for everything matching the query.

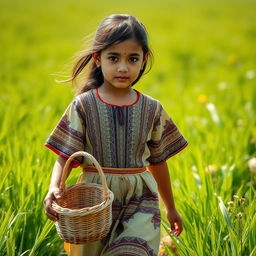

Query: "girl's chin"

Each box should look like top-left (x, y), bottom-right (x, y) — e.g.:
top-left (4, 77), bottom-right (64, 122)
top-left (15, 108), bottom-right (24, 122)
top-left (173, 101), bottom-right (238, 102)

top-left (102, 80), bottom-right (133, 90)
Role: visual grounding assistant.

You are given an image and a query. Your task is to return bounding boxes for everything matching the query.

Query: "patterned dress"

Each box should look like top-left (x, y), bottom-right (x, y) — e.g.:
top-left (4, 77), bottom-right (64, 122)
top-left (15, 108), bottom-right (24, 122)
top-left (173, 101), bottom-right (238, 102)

top-left (45, 88), bottom-right (188, 256)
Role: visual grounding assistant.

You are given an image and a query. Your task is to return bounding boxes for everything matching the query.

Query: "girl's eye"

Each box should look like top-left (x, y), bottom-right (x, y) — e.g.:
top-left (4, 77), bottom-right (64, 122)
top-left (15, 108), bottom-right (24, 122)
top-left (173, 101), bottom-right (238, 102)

top-left (129, 57), bottom-right (139, 63)
top-left (108, 56), bottom-right (118, 62)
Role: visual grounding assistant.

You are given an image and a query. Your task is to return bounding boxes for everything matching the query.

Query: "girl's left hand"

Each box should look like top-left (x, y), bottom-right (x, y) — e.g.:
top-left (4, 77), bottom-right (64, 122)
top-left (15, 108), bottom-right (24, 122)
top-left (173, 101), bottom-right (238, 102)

top-left (166, 208), bottom-right (183, 236)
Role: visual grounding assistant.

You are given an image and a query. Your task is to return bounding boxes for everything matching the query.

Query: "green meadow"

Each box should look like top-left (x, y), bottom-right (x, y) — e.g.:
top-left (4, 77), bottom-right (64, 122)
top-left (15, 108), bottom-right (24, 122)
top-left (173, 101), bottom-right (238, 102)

top-left (0, 0), bottom-right (255, 255)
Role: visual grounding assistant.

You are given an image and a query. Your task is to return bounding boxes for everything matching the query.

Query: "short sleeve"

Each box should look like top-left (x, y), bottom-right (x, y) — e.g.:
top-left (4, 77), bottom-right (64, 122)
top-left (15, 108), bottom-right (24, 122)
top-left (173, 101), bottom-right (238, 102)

top-left (147, 103), bottom-right (188, 165)
top-left (44, 98), bottom-right (86, 168)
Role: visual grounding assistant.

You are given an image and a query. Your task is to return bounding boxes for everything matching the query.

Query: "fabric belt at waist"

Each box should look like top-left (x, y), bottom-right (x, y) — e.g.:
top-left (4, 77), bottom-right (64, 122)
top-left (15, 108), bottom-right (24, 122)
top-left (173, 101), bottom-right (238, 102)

top-left (83, 166), bottom-right (147, 175)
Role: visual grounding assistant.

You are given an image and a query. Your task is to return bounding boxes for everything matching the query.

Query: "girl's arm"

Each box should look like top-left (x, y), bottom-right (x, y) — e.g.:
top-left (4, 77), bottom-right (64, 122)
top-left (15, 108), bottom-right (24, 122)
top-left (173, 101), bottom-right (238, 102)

top-left (48, 155), bottom-right (71, 190)
top-left (147, 161), bottom-right (183, 236)
top-left (44, 155), bottom-right (72, 221)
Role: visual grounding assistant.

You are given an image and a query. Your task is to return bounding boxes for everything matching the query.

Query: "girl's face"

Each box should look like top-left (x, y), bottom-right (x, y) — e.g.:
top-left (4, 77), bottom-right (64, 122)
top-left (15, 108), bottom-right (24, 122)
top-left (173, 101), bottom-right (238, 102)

top-left (93, 39), bottom-right (147, 90)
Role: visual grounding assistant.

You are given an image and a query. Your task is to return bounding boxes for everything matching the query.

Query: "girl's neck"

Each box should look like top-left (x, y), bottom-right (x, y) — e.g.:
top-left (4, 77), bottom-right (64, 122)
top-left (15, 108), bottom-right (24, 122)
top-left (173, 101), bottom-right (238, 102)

top-left (98, 82), bottom-right (133, 97)
top-left (97, 84), bottom-right (138, 106)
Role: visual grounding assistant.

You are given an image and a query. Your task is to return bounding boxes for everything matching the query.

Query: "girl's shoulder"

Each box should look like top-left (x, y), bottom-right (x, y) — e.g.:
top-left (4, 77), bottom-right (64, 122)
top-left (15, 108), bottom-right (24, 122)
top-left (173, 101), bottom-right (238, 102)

top-left (139, 90), bottom-right (163, 109)
top-left (72, 89), bottom-right (94, 104)
top-left (140, 92), bottom-right (159, 102)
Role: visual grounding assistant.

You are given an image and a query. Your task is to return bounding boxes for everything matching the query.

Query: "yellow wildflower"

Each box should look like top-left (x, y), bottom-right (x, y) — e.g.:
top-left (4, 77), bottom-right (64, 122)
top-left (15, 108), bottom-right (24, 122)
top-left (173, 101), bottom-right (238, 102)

top-left (198, 94), bottom-right (208, 104)
top-left (158, 236), bottom-right (178, 256)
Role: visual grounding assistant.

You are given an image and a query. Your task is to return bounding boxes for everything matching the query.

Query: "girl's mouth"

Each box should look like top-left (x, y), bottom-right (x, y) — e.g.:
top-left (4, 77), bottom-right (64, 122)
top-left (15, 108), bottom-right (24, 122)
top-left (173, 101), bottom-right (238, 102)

top-left (115, 76), bottom-right (129, 82)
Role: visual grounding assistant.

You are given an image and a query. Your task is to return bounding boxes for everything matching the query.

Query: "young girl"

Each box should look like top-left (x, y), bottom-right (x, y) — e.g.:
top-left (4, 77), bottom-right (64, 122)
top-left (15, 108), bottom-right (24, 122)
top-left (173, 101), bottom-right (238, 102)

top-left (44, 14), bottom-right (188, 256)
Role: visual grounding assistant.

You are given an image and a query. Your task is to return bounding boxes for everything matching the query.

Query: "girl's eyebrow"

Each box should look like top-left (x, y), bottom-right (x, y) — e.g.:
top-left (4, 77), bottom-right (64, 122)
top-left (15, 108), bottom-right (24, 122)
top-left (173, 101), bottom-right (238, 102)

top-left (107, 52), bottom-right (141, 56)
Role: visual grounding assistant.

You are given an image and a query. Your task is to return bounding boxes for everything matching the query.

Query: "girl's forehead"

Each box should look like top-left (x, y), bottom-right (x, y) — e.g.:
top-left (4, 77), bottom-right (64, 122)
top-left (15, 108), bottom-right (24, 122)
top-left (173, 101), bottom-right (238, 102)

top-left (103, 39), bottom-right (143, 55)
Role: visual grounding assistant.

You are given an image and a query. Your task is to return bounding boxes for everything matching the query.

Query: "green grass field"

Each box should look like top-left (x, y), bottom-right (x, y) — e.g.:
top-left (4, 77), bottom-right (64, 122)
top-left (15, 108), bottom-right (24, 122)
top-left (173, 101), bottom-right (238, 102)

top-left (0, 0), bottom-right (255, 255)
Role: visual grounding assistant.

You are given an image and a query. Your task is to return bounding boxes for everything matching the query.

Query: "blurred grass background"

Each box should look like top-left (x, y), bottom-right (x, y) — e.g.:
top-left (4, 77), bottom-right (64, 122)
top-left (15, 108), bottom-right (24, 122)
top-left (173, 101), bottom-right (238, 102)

top-left (0, 0), bottom-right (255, 255)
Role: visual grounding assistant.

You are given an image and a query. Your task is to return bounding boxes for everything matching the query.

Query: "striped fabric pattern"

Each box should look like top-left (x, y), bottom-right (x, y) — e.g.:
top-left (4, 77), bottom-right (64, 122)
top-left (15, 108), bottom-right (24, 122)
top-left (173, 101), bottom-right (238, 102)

top-left (45, 88), bottom-right (188, 168)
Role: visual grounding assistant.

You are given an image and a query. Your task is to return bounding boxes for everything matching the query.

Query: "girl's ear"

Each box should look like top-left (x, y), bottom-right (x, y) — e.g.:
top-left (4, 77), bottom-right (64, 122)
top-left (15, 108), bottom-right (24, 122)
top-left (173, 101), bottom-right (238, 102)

top-left (141, 52), bottom-right (149, 70)
top-left (92, 52), bottom-right (101, 67)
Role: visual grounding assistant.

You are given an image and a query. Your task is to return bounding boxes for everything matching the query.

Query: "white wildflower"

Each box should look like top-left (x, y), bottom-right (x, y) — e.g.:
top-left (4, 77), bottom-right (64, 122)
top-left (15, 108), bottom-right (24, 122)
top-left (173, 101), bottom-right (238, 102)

top-left (206, 103), bottom-right (220, 125)
top-left (248, 157), bottom-right (256, 174)
top-left (218, 82), bottom-right (228, 90)
top-left (227, 201), bottom-right (234, 207)
top-left (245, 70), bottom-right (255, 79)
top-left (192, 165), bottom-right (197, 172)
top-left (221, 165), bottom-right (227, 172)
top-left (206, 164), bottom-right (217, 173)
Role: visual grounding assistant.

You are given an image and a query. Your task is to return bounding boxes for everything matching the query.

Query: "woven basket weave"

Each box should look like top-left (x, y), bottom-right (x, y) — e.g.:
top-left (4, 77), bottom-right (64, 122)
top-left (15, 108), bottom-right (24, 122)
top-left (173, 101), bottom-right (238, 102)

top-left (52, 151), bottom-right (114, 244)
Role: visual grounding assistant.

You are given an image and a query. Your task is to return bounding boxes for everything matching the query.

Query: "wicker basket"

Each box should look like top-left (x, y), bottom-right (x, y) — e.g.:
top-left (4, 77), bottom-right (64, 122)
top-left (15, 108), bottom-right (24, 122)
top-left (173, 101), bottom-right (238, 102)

top-left (52, 151), bottom-right (114, 244)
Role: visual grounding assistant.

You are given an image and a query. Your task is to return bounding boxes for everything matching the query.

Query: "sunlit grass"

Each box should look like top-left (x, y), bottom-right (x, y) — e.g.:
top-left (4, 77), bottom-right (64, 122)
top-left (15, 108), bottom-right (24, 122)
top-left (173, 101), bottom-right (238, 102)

top-left (0, 0), bottom-right (255, 255)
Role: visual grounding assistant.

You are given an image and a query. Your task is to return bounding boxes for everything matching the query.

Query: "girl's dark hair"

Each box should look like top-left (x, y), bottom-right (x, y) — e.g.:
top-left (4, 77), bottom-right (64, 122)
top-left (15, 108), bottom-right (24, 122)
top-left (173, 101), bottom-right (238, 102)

top-left (58, 14), bottom-right (153, 95)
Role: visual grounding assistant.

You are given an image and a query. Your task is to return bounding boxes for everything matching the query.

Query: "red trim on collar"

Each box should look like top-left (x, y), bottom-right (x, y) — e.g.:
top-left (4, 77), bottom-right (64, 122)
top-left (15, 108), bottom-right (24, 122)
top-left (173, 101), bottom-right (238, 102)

top-left (95, 88), bottom-right (140, 107)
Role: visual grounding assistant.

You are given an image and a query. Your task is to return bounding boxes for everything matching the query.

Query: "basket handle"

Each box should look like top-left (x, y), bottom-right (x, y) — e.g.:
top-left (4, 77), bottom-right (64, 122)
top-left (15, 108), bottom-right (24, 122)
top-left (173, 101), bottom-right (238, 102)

top-left (59, 151), bottom-right (110, 201)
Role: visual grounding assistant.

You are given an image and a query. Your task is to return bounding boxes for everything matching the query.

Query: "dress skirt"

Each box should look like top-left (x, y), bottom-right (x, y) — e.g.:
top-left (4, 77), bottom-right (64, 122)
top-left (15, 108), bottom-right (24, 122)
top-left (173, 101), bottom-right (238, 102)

top-left (63, 166), bottom-right (161, 256)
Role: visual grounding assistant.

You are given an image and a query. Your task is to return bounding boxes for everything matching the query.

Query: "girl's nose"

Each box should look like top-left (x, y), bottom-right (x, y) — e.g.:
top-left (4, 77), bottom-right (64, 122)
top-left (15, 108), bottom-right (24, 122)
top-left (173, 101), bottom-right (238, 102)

top-left (117, 63), bottom-right (128, 72)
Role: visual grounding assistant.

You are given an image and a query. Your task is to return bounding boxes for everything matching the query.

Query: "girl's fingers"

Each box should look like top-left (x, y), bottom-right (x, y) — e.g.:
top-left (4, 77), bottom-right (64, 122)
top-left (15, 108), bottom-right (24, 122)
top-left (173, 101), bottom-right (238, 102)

top-left (174, 221), bottom-right (183, 236)
top-left (44, 196), bottom-right (59, 221)
top-left (45, 211), bottom-right (59, 222)
top-left (167, 216), bottom-right (178, 233)
top-left (169, 221), bottom-right (183, 236)
top-left (45, 205), bottom-right (59, 221)
top-left (53, 191), bottom-right (62, 200)
top-left (169, 219), bottom-right (175, 231)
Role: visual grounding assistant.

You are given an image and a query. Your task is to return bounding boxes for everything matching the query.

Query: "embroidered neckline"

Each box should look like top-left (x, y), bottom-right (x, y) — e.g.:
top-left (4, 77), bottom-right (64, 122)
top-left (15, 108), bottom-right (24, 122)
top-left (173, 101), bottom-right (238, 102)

top-left (95, 88), bottom-right (141, 107)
